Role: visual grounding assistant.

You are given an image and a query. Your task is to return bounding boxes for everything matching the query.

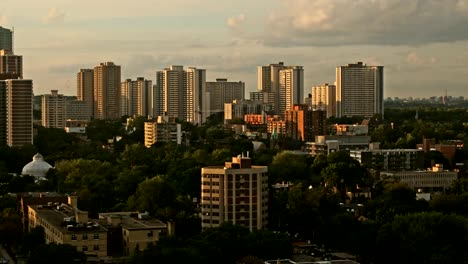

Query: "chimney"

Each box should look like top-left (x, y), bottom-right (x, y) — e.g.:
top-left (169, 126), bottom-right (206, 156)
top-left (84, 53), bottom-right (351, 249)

top-left (68, 195), bottom-right (78, 208)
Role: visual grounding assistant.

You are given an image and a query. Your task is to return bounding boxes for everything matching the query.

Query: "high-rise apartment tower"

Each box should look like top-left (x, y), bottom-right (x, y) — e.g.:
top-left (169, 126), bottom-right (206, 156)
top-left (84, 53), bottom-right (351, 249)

top-left (312, 83), bottom-right (336, 118)
top-left (93, 62), bottom-right (121, 119)
top-left (42, 90), bottom-right (66, 128)
top-left (336, 62), bottom-right (384, 118)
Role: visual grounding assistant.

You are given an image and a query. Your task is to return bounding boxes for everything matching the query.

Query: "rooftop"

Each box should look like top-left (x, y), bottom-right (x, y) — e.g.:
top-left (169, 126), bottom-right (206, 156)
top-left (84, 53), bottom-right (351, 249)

top-left (29, 204), bottom-right (106, 233)
top-left (98, 212), bottom-right (167, 230)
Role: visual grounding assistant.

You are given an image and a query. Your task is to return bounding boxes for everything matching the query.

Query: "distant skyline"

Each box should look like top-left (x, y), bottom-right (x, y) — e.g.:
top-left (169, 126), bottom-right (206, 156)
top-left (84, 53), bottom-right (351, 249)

top-left (1, 0), bottom-right (468, 98)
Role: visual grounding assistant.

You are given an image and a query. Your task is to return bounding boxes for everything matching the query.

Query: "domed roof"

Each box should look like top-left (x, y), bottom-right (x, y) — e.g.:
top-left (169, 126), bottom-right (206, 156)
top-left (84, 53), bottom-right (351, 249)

top-left (22, 153), bottom-right (53, 177)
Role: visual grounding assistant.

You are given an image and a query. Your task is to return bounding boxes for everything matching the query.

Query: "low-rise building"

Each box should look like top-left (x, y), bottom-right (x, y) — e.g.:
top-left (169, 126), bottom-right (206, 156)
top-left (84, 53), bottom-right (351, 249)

top-left (380, 164), bottom-right (458, 193)
top-left (144, 117), bottom-right (182, 147)
top-left (28, 197), bottom-right (108, 259)
top-left (98, 212), bottom-right (169, 256)
top-left (350, 149), bottom-right (424, 171)
top-left (306, 135), bottom-right (372, 156)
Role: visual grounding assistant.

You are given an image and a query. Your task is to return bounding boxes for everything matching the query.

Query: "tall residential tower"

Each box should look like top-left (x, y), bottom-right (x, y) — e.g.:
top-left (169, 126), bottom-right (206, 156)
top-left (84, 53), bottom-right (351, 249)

top-left (336, 62), bottom-right (384, 118)
top-left (312, 83), bottom-right (336, 118)
top-left (77, 69), bottom-right (94, 116)
top-left (93, 62), bottom-right (121, 119)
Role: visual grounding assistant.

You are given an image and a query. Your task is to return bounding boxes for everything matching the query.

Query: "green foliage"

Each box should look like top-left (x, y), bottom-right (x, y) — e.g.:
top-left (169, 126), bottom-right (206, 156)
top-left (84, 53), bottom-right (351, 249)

top-left (321, 151), bottom-right (364, 198)
top-left (22, 226), bottom-right (45, 255)
top-left (28, 243), bottom-right (87, 264)
top-left (127, 176), bottom-right (177, 220)
top-left (269, 151), bottom-right (309, 183)
top-left (376, 212), bottom-right (466, 264)
top-left (0, 207), bottom-right (23, 247)
top-left (132, 223), bottom-right (292, 264)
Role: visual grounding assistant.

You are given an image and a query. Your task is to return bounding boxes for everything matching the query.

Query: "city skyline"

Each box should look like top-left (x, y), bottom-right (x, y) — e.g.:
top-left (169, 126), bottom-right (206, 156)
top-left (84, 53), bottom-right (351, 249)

top-left (1, 0), bottom-right (468, 98)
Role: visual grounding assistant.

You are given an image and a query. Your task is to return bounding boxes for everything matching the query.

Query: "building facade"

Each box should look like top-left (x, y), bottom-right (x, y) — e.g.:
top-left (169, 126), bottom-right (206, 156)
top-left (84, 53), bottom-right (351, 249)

top-left (121, 77), bottom-right (152, 117)
top-left (257, 62), bottom-right (303, 114)
top-left (144, 118), bottom-right (182, 147)
top-left (0, 49), bottom-right (22, 79)
top-left (98, 212), bottom-right (168, 256)
top-left (380, 165), bottom-right (458, 192)
top-left (336, 62), bottom-right (384, 118)
top-left (278, 66), bottom-right (304, 117)
top-left (4, 79), bottom-right (33, 147)
top-left (350, 149), bottom-right (425, 171)
top-left (93, 62), bottom-right (121, 120)
top-left (77, 69), bottom-right (94, 116)
top-left (312, 83), bottom-right (336, 118)
top-left (201, 155), bottom-right (268, 231)
top-left (28, 198), bottom-right (108, 259)
top-left (155, 66), bottom-right (208, 124)
top-left (65, 100), bottom-right (92, 121)
top-left (41, 90), bottom-right (66, 128)
top-left (206, 78), bottom-right (245, 114)
top-left (224, 100), bottom-right (272, 122)
top-left (0, 26), bottom-right (13, 53)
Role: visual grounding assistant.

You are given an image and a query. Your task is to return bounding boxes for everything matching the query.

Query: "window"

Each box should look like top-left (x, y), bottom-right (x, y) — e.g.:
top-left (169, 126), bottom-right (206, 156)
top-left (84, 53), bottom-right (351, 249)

top-left (93, 233), bottom-right (99, 239)
top-left (93, 245), bottom-right (99, 251)
top-left (147, 231), bottom-right (153, 237)
top-left (71, 234), bottom-right (77, 241)
top-left (82, 234), bottom-right (88, 240)
top-left (82, 246), bottom-right (88, 252)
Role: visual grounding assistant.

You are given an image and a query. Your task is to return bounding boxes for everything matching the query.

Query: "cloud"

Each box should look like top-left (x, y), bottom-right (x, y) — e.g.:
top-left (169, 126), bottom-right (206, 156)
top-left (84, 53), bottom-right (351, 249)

top-left (262, 0), bottom-right (468, 47)
top-left (0, 15), bottom-right (7, 25)
top-left (406, 52), bottom-right (438, 65)
top-left (43, 8), bottom-right (66, 24)
top-left (227, 14), bottom-right (246, 28)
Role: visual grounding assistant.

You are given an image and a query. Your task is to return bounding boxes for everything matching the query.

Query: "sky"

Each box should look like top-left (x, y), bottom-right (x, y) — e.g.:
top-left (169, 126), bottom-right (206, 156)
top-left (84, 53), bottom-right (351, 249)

top-left (1, 0), bottom-right (468, 98)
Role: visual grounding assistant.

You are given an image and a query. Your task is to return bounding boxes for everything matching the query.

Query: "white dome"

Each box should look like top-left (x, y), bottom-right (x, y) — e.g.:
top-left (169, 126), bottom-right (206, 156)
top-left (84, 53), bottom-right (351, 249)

top-left (22, 153), bottom-right (53, 177)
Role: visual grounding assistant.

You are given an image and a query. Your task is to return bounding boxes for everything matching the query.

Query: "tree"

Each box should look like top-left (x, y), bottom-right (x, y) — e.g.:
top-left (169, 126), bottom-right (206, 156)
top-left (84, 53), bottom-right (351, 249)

top-left (376, 212), bottom-right (466, 264)
top-left (127, 176), bottom-right (177, 220)
top-left (269, 151), bottom-right (308, 184)
top-left (22, 226), bottom-right (45, 255)
top-left (321, 151), bottom-right (363, 199)
top-left (28, 243), bottom-right (86, 264)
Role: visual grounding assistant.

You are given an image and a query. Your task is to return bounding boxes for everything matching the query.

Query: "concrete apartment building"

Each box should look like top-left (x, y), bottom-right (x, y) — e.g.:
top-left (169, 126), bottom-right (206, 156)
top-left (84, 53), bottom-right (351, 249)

top-left (41, 90), bottom-right (66, 128)
top-left (144, 116), bottom-right (182, 147)
top-left (93, 62), bottom-right (121, 120)
top-left (121, 77), bottom-right (152, 117)
top-left (258, 62), bottom-right (303, 115)
top-left (278, 66), bottom-right (304, 117)
top-left (206, 78), bottom-right (245, 114)
top-left (201, 155), bottom-right (268, 231)
top-left (0, 26), bottom-right (13, 53)
top-left (0, 49), bottom-right (22, 79)
top-left (66, 100), bottom-right (92, 121)
top-left (284, 105), bottom-right (325, 142)
top-left (28, 197), bottom-right (108, 259)
top-left (306, 135), bottom-right (372, 156)
top-left (77, 69), bottom-right (94, 116)
top-left (3, 79), bottom-right (33, 147)
top-left (224, 99), bottom-right (272, 122)
top-left (155, 66), bottom-right (209, 124)
top-left (312, 83), bottom-right (336, 118)
top-left (336, 62), bottom-right (384, 118)
top-left (350, 148), bottom-right (425, 171)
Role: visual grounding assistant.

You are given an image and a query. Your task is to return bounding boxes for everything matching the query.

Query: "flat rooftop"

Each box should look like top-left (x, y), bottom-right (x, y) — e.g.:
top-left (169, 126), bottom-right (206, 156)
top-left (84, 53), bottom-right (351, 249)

top-left (98, 212), bottom-right (167, 230)
top-left (29, 204), bottom-right (107, 233)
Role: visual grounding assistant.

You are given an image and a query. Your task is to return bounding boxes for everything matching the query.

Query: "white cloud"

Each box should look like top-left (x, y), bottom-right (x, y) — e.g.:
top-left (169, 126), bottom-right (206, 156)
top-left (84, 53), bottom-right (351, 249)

top-left (263, 0), bottom-right (468, 47)
top-left (43, 8), bottom-right (65, 24)
top-left (227, 14), bottom-right (246, 28)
